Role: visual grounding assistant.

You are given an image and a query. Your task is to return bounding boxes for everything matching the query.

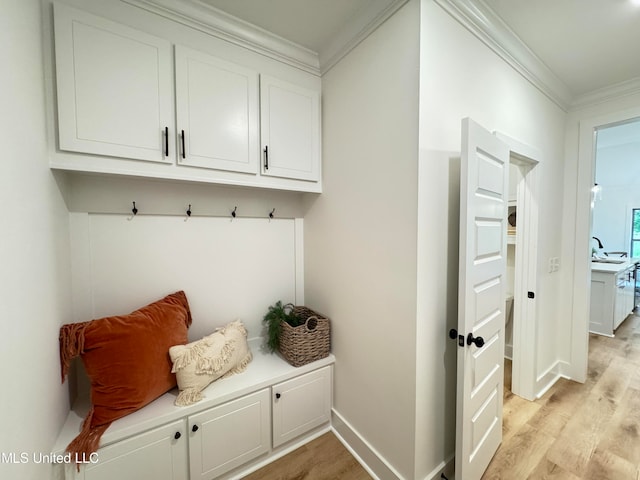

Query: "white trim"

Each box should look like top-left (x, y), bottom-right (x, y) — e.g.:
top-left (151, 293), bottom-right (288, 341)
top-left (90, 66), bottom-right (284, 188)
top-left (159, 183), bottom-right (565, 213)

top-left (294, 218), bottom-right (305, 305)
top-left (319, 0), bottom-right (410, 75)
top-left (534, 361), bottom-right (562, 399)
top-left (568, 106), bottom-right (640, 382)
top-left (433, 0), bottom-right (572, 111)
top-left (330, 409), bottom-right (403, 480)
top-left (572, 76), bottom-right (640, 110)
top-left (425, 455), bottom-right (455, 480)
top-left (121, 0), bottom-right (321, 75)
top-left (494, 132), bottom-right (541, 401)
top-left (536, 360), bottom-right (567, 399)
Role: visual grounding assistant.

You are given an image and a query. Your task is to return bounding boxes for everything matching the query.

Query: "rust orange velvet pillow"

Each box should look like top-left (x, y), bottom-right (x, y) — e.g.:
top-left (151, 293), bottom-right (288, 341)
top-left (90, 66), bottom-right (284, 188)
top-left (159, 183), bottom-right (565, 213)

top-left (59, 290), bottom-right (192, 461)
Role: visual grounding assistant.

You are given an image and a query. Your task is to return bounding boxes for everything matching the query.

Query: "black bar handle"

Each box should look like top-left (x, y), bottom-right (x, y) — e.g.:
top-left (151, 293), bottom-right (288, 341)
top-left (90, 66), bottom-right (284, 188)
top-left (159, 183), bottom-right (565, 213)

top-left (181, 130), bottom-right (186, 159)
top-left (164, 126), bottom-right (169, 157)
top-left (264, 145), bottom-right (269, 170)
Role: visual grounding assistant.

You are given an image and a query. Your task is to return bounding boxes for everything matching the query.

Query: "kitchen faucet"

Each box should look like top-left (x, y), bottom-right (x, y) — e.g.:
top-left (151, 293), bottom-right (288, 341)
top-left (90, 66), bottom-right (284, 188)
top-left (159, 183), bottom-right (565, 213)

top-left (592, 236), bottom-right (604, 249)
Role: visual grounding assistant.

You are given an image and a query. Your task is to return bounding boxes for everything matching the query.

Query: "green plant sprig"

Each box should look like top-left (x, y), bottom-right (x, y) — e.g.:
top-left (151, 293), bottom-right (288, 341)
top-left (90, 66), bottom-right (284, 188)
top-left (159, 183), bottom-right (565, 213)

top-left (263, 301), bottom-right (302, 352)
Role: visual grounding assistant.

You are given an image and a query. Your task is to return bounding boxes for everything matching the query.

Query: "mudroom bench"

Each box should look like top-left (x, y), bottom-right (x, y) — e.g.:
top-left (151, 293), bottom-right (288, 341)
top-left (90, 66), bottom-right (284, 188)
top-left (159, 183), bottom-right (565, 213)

top-left (52, 339), bottom-right (334, 480)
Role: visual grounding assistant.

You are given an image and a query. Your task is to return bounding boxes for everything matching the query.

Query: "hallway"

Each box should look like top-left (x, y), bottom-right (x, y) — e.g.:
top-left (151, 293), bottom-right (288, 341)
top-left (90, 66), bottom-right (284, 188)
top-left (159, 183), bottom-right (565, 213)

top-left (483, 313), bottom-right (640, 479)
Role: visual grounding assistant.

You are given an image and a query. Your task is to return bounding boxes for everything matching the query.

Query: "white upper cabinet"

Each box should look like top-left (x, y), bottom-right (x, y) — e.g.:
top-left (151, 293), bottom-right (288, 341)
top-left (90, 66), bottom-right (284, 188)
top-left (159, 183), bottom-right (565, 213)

top-left (260, 75), bottom-right (321, 182)
top-left (53, 3), bottom-right (174, 163)
top-left (175, 46), bottom-right (259, 174)
top-left (49, 2), bottom-right (322, 192)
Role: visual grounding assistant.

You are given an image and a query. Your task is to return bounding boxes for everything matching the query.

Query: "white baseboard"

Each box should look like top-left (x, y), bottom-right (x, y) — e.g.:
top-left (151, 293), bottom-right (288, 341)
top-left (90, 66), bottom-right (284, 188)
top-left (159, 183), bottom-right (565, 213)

top-left (331, 409), bottom-right (403, 480)
top-left (331, 409), bottom-right (455, 480)
top-left (535, 360), bottom-right (564, 399)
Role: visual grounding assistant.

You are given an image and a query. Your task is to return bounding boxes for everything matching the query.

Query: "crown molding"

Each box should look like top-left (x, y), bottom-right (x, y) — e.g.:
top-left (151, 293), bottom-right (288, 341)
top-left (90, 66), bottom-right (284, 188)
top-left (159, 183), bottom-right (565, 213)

top-left (571, 76), bottom-right (640, 111)
top-left (433, 0), bottom-right (573, 111)
top-left (318, 0), bottom-right (410, 75)
top-left (121, 0), bottom-right (321, 75)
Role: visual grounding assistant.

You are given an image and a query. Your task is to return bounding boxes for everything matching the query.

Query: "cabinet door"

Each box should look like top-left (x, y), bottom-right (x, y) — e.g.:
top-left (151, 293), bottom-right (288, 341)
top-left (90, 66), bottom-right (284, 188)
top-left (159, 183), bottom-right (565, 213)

top-left (175, 46), bottom-right (259, 173)
top-left (260, 75), bottom-right (321, 182)
top-left (54, 3), bottom-right (174, 163)
top-left (189, 389), bottom-right (270, 480)
top-left (80, 420), bottom-right (188, 480)
top-left (272, 366), bottom-right (332, 448)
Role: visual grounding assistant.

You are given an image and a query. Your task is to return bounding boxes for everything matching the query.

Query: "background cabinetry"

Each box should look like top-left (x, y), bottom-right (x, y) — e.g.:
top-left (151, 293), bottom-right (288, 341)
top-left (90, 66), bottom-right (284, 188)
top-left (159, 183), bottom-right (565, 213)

top-left (50, 2), bottom-right (321, 192)
top-left (590, 263), bottom-right (635, 336)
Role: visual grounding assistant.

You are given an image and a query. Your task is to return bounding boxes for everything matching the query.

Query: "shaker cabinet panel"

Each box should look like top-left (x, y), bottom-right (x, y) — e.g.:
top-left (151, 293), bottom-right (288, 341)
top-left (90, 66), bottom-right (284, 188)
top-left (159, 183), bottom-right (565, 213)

top-left (188, 389), bottom-right (270, 480)
top-left (272, 366), bottom-right (331, 448)
top-left (260, 75), bottom-right (321, 182)
top-left (81, 420), bottom-right (188, 480)
top-left (53, 3), bottom-right (174, 163)
top-left (175, 46), bottom-right (259, 174)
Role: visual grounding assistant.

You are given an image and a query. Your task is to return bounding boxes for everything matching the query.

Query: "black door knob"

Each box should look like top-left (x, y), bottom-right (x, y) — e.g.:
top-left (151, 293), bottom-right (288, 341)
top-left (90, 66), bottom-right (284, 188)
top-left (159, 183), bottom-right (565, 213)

top-left (275, 393), bottom-right (281, 399)
top-left (448, 329), bottom-right (457, 339)
top-left (174, 432), bottom-right (181, 440)
top-left (192, 424), bottom-right (199, 433)
top-left (466, 333), bottom-right (485, 348)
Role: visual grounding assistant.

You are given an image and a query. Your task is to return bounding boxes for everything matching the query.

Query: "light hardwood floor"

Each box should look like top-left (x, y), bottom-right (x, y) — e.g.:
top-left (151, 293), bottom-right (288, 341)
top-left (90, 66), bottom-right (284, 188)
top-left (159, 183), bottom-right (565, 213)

top-left (243, 432), bottom-right (372, 480)
top-left (245, 313), bottom-right (640, 479)
top-left (483, 312), bottom-right (640, 479)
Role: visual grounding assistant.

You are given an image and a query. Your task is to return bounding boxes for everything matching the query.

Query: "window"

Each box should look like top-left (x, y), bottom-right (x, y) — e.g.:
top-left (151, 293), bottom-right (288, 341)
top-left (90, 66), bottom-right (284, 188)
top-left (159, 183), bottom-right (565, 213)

top-left (632, 208), bottom-right (640, 257)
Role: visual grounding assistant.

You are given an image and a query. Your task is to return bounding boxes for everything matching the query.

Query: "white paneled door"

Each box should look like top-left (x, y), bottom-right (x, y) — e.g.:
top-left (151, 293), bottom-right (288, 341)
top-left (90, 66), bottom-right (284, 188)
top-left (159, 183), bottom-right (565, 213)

top-left (455, 118), bottom-right (509, 480)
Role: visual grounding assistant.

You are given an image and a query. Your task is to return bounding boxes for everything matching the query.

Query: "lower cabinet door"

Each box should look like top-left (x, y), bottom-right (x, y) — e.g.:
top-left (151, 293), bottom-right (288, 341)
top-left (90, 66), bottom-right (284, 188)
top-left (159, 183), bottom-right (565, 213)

top-left (272, 366), bottom-right (332, 448)
top-left (82, 420), bottom-right (188, 480)
top-left (189, 389), bottom-right (270, 479)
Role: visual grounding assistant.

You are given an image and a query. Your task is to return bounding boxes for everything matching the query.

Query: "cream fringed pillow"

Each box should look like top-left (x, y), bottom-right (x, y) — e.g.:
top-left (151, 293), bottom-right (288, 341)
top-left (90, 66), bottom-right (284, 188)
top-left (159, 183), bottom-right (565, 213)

top-left (169, 320), bottom-right (252, 406)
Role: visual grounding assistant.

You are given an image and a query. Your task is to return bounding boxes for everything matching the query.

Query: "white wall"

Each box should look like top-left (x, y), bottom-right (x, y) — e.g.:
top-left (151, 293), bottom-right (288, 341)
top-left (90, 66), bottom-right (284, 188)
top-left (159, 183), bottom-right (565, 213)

top-left (304, 1), bottom-right (420, 478)
top-left (592, 140), bottom-right (640, 253)
top-left (417, 0), bottom-right (567, 475)
top-left (306, 1), bottom-right (568, 478)
top-left (0, 1), bottom-right (72, 478)
top-left (69, 213), bottom-right (300, 343)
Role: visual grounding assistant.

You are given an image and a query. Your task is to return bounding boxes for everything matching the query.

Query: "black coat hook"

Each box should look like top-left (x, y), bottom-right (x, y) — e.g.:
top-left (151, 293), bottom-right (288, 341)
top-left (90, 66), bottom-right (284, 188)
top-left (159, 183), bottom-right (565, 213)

top-left (269, 208), bottom-right (275, 220)
top-left (186, 204), bottom-right (192, 217)
top-left (231, 206), bottom-right (237, 218)
top-left (131, 201), bottom-right (138, 216)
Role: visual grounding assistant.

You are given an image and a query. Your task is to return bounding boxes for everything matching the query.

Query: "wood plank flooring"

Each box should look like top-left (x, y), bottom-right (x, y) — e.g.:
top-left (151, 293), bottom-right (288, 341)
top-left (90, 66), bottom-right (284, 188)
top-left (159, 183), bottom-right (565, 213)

top-left (483, 312), bottom-right (640, 480)
top-left (245, 313), bottom-right (640, 479)
top-left (242, 432), bottom-right (372, 480)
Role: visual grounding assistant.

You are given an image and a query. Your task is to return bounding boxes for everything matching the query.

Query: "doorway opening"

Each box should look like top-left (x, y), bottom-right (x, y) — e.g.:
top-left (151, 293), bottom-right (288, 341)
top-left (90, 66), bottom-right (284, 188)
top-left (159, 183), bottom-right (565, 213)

top-left (495, 133), bottom-right (540, 401)
top-left (569, 108), bottom-right (640, 383)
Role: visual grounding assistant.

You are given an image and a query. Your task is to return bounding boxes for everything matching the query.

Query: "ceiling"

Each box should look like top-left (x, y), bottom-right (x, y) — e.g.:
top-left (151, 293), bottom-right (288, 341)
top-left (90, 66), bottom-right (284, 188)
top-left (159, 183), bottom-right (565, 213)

top-left (197, 0), bottom-right (397, 53)
top-left (198, 0), bottom-right (640, 100)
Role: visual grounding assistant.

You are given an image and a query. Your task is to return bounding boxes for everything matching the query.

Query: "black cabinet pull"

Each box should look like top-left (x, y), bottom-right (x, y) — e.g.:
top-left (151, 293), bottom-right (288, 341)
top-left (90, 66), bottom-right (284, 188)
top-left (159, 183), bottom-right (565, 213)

top-left (164, 126), bottom-right (168, 157)
top-left (174, 431), bottom-right (181, 440)
top-left (181, 130), bottom-right (186, 159)
top-left (264, 145), bottom-right (269, 170)
top-left (192, 424), bottom-right (199, 433)
top-left (275, 393), bottom-right (281, 399)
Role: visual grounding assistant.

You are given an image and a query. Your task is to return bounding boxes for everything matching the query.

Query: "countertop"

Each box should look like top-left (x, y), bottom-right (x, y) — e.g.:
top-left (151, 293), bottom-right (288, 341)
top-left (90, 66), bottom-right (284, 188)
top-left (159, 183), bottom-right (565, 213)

top-left (591, 258), bottom-right (639, 274)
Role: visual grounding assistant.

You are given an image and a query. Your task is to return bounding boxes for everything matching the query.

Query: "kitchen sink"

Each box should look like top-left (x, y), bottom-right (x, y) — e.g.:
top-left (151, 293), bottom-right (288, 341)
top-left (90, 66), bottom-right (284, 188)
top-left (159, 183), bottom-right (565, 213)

top-left (592, 258), bottom-right (626, 264)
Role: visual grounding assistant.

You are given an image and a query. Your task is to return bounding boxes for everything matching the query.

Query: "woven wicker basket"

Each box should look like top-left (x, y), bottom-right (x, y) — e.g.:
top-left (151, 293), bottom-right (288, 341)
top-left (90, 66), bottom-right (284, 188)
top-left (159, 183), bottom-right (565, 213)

top-left (278, 306), bottom-right (330, 367)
